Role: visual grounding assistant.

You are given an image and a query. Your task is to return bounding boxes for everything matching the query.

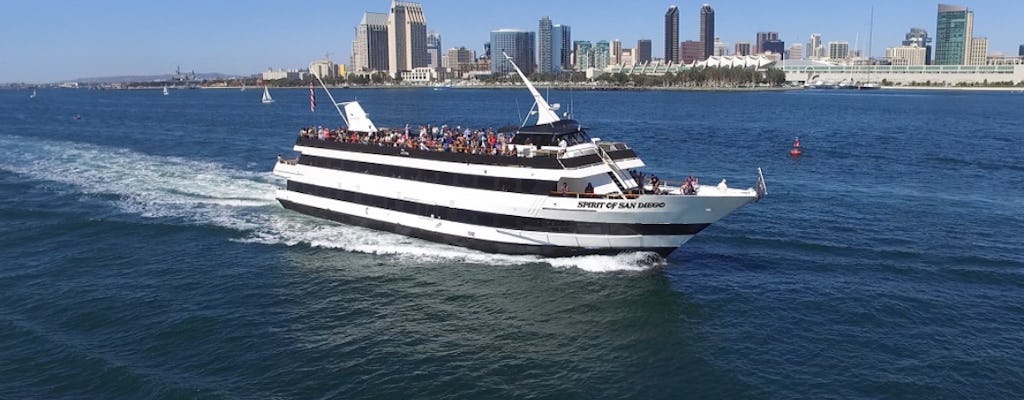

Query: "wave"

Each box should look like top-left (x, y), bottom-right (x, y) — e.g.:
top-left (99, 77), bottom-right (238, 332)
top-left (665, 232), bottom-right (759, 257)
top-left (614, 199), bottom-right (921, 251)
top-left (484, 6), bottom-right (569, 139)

top-left (0, 135), bottom-right (659, 272)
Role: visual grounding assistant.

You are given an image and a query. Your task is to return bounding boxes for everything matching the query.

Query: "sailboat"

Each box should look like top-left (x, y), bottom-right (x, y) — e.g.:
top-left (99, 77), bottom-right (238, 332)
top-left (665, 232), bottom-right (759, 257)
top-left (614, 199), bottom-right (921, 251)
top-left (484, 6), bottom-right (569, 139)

top-left (858, 6), bottom-right (881, 90)
top-left (240, 82), bottom-right (246, 92)
top-left (29, 89), bottom-right (37, 99)
top-left (261, 86), bottom-right (274, 104)
top-left (163, 85), bottom-right (169, 96)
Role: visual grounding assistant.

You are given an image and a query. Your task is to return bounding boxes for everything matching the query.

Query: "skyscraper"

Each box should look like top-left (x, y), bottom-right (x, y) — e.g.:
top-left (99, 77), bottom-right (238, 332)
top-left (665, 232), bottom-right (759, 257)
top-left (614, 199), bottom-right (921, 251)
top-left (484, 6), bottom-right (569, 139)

top-left (903, 28), bottom-right (933, 65)
top-left (593, 41), bottom-right (611, 69)
top-left (490, 29), bottom-right (535, 74)
top-left (637, 39), bottom-right (652, 64)
top-left (755, 31), bottom-right (779, 54)
top-left (787, 43), bottom-right (803, 60)
top-left (573, 41), bottom-right (593, 70)
top-left (807, 33), bottom-right (824, 59)
top-left (426, 32), bottom-right (442, 69)
top-left (734, 41), bottom-right (751, 56)
top-left (352, 12), bottom-right (389, 72)
top-left (664, 6), bottom-right (680, 63)
top-left (1020, 44), bottom-right (1024, 57)
top-left (969, 37), bottom-right (988, 65)
top-left (763, 40), bottom-right (785, 56)
top-left (538, 16), bottom-right (553, 73)
top-left (554, 25), bottom-right (571, 71)
top-left (700, 4), bottom-right (715, 59)
top-left (387, 0), bottom-right (428, 76)
top-left (828, 41), bottom-right (850, 60)
top-left (611, 39), bottom-right (622, 65)
top-left (934, 4), bottom-right (973, 65)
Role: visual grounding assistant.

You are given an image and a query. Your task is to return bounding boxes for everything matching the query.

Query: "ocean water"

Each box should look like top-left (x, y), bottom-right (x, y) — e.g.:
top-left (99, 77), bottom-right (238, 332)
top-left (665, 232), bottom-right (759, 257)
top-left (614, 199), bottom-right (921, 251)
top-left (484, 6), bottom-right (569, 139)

top-left (1, 87), bottom-right (1022, 399)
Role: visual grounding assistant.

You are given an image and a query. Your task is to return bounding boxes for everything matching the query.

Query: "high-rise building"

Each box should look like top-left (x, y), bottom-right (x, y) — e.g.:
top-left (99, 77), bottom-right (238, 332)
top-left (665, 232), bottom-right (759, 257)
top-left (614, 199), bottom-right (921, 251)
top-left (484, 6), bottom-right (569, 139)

top-left (387, 0), bottom-right (428, 76)
top-left (352, 12), bottom-right (389, 72)
top-left (573, 41), bottom-right (593, 69)
top-left (594, 41), bottom-right (611, 69)
top-left (611, 39), bottom-right (622, 65)
top-left (700, 4), bottom-right (715, 59)
top-left (309, 59), bottom-right (338, 79)
top-left (664, 6), bottom-right (680, 62)
top-left (969, 36), bottom-right (988, 65)
top-left (538, 16), bottom-right (553, 73)
top-left (903, 28), bottom-right (933, 65)
top-left (734, 41), bottom-right (751, 56)
top-left (787, 43), bottom-right (804, 60)
top-left (553, 24), bottom-right (571, 71)
top-left (621, 48), bottom-right (635, 66)
top-left (886, 44), bottom-right (927, 66)
top-left (756, 31), bottom-right (779, 54)
top-left (1019, 44), bottom-right (1024, 57)
top-left (935, 4), bottom-right (973, 65)
top-left (490, 29), bottom-right (535, 74)
top-left (828, 41), bottom-right (850, 60)
top-left (807, 33), bottom-right (825, 59)
top-left (637, 39), bottom-right (652, 64)
top-left (681, 40), bottom-right (702, 63)
top-left (763, 39), bottom-right (785, 56)
top-left (426, 32), bottom-right (442, 69)
top-left (714, 37), bottom-right (727, 56)
top-left (447, 47), bottom-right (475, 77)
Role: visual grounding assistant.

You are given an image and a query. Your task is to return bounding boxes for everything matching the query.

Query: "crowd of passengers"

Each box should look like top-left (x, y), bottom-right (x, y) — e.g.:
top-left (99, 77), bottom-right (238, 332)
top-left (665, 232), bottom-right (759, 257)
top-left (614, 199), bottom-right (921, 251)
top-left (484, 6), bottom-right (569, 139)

top-left (299, 125), bottom-right (526, 157)
top-left (629, 170), bottom-right (701, 195)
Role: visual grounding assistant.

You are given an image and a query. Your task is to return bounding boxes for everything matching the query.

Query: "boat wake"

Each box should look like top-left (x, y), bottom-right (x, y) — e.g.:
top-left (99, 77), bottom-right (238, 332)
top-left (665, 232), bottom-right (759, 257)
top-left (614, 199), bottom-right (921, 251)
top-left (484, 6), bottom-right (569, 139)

top-left (0, 135), bottom-right (661, 272)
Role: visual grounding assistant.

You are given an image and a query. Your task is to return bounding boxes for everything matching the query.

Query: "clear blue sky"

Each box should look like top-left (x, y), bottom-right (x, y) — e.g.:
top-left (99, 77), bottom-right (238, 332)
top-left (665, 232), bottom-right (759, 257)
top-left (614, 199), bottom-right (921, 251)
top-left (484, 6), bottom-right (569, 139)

top-left (2, 0), bottom-right (1022, 83)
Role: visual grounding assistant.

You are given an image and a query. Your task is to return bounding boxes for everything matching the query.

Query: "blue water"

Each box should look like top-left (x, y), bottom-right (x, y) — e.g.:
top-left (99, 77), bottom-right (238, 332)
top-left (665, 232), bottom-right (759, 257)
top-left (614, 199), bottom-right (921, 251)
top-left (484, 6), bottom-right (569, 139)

top-left (1, 87), bottom-right (1022, 399)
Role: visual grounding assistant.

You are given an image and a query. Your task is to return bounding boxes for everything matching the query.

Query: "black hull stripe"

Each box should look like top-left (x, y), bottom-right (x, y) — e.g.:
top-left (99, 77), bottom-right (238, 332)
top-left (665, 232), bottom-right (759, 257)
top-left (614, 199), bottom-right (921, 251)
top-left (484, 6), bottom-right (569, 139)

top-left (286, 181), bottom-right (710, 236)
top-left (298, 154), bottom-right (557, 195)
top-left (279, 199), bottom-right (678, 257)
top-left (296, 137), bottom-right (606, 169)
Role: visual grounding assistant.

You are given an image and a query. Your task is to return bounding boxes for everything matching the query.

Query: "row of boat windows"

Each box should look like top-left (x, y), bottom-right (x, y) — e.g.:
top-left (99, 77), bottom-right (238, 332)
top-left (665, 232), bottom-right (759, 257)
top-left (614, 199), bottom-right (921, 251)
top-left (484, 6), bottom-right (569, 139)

top-left (299, 155), bottom-right (558, 195)
top-left (287, 181), bottom-right (707, 236)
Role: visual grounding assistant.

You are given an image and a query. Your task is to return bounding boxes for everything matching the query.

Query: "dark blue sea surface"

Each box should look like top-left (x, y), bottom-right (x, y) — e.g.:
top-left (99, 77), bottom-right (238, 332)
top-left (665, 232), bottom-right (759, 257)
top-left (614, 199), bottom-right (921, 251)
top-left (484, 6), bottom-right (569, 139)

top-left (1, 87), bottom-right (1022, 399)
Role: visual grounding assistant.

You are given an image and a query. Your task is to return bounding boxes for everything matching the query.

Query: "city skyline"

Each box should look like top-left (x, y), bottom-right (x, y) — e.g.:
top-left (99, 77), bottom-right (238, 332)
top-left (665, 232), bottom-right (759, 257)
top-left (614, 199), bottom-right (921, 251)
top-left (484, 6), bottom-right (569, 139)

top-left (3, 0), bottom-right (1024, 83)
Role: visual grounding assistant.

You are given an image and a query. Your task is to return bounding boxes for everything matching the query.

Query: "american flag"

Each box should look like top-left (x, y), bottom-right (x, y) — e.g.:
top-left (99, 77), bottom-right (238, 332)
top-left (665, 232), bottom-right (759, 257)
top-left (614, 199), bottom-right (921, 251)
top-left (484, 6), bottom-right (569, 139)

top-left (309, 83), bottom-right (316, 113)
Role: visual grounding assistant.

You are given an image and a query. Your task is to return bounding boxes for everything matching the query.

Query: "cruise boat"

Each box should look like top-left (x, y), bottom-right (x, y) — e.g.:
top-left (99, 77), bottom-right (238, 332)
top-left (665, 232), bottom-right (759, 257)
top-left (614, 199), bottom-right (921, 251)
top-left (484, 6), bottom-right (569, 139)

top-left (272, 55), bottom-right (767, 257)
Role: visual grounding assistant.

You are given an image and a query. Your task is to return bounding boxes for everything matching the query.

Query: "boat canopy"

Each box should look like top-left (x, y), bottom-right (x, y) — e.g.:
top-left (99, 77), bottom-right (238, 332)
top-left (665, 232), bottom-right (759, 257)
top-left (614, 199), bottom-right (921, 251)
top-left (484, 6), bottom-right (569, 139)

top-left (511, 120), bottom-right (591, 147)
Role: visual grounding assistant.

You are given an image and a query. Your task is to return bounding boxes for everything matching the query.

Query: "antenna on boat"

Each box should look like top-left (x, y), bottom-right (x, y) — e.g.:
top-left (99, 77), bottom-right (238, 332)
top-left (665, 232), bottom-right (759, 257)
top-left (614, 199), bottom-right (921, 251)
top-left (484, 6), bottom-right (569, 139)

top-left (312, 71), bottom-right (349, 127)
top-left (502, 52), bottom-right (560, 125)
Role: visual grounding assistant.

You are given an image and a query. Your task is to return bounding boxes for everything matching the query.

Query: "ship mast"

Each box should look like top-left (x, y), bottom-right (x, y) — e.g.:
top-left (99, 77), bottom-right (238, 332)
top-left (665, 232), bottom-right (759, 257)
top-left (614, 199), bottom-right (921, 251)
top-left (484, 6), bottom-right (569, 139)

top-left (501, 52), bottom-right (560, 125)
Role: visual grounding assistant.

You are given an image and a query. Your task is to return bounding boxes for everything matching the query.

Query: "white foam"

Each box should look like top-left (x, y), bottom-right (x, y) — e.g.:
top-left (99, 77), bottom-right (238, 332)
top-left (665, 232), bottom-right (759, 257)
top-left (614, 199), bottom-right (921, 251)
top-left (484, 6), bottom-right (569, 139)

top-left (0, 134), bottom-right (663, 272)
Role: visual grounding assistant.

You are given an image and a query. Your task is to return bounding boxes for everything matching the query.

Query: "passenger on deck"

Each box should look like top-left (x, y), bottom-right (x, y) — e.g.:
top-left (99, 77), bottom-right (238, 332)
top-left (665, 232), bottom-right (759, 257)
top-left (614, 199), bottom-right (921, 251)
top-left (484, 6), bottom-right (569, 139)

top-left (561, 182), bottom-right (569, 193)
top-left (584, 182), bottom-right (594, 193)
top-left (650, 175), bottom-right (661, 194)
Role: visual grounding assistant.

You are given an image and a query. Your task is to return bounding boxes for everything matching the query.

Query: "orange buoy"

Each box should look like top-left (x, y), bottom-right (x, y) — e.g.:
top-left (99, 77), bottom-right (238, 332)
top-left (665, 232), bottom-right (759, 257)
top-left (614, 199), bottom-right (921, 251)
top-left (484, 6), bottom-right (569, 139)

top-left (789, 137), bottom-right (802, 157)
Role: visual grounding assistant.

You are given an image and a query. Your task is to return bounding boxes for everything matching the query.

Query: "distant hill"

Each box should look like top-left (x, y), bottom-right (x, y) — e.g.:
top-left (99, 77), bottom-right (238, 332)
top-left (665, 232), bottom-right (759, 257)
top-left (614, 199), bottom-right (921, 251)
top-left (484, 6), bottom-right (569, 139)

top-left (68, 72), bottom-right (246, 84)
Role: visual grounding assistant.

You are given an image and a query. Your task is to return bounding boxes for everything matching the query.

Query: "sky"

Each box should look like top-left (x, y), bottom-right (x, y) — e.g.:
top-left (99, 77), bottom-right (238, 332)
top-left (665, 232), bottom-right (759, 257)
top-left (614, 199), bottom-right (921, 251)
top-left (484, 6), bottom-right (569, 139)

top-left (2, 0), bottom-right (1022, 83)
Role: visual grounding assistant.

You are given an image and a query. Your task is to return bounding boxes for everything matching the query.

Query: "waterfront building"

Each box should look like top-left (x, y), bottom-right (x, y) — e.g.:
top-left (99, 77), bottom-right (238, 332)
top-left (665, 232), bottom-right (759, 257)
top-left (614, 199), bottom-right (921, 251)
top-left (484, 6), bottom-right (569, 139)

top-left (594, 41), bottom-right (611, 70)
top-left (828, 41), bottom-right (850, 61)
top-left (426, 32), bottom-right (442, 70)
top-left (935, 4), bottom-right (973, 65)
top-left (352, 12), bottom-right (390, 73)
top-left (886, 44), bottom-right (928, 65)
top-left (680, 40), bottom-right (702, 64)
top-left (637, 39), bottom-right (653, 64)
top-left (399, 67), bottom-right (437, 83)
top-left (490, 29), bottom-right (535, 74)
top-left (665, 6), bottom-right (680, 63)
top-left (782, 63), bottom-right (1024, 86)
top-left (553, 25), bottom-right (572, 71)
top-left (969, 37), bottom-right (988, 65)
top-left (734, 41), bottom-right (751, 56)
top-left (787, 43), bottom-right (803, 61)
top-left (700, 4), bottom-right (715, 59)
top-left (756, 32), bottom-right (779, 54)
top-left (574, 41), bottom-right (593, 70)
top-left (309, 59), bottom-right (337, 79)
top-left (621, 48), bottom-right (635, 66)
top-left (611, 40), bottom-right (622, 66)
top-left (807, 33), bottom-right (825, 59)
top-left (763, 40), bottom-right (785, 57)
top-left (538, 16), bottom-right (554, 73)
top-left (387, 0), bottom-right (428, 77)
top-left (446, 47), bottom-right (475, 78)
top-left (1020, 44), bottom-right (1024, 57)
top-left (714, 37), bottom-right (728, 57)
top-left (903, 28), bottom-right (933, 65)
top-left (262, 68), bottom-right (302, 81)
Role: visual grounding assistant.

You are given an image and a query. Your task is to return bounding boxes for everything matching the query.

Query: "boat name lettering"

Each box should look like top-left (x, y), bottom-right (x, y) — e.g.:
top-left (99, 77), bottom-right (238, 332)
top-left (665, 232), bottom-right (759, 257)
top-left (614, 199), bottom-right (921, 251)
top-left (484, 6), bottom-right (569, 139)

top-left (577, 201), bottom-right (666, 210)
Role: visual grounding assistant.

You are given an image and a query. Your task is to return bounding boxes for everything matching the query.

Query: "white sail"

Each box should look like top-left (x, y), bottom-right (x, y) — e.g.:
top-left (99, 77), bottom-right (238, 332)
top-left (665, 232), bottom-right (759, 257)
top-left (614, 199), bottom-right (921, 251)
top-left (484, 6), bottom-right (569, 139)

top-left (162, 86), bottom-right (169, 96)
top-left (261, 86), bottom-right (274, 104)
top-left (341, 101), bottom-right (378, 133)
top-left (30, 89), bottom-right (36, 98)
